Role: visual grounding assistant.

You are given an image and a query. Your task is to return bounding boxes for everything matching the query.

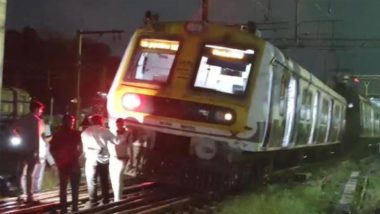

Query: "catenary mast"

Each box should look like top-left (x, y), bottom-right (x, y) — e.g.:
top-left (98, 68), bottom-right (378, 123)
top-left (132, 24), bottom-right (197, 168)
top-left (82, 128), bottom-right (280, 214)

top-left (0, 0), bottom-right (6, 105)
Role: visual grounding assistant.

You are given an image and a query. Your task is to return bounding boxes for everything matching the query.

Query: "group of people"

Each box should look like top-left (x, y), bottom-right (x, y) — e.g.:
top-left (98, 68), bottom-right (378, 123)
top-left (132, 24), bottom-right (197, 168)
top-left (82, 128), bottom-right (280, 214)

top-left (14, 100), bottom-right (135, 213)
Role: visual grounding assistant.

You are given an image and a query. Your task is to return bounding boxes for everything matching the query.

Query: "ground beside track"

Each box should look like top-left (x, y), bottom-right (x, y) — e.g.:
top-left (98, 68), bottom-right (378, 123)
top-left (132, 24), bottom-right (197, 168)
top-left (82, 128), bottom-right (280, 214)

top-left (217, 152), bottom-right (380, 214)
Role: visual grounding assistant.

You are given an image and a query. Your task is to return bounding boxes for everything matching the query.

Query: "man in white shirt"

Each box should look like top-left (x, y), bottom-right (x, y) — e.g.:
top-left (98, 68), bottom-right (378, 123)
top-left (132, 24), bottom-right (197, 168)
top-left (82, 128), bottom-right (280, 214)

top-left (108, 118), bottom-right (134, 202)
top-left (32, 121), bottom-right (56, 193)
top-left (81, 114), bottom-right (115, 206)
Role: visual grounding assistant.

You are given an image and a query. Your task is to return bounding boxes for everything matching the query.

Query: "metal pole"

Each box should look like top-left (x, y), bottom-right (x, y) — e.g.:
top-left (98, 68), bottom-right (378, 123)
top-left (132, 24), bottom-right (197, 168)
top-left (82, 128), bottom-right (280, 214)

top-left (50, 97), bottom-right (54, 123)
top-left (364, 81), bottom-right (370, 97)
top-left (202, 0), bottom-right (209, 22)
top-left (47, 69), bottom-right (54, 123)
top-left (0, 0), bottom-right (7, 108)
top-left (76, 31), bottom-right (83, 128)
top-left (295, 0), bottom-right (300, 44)
top-left (74, 29), bottom-right (123, 128)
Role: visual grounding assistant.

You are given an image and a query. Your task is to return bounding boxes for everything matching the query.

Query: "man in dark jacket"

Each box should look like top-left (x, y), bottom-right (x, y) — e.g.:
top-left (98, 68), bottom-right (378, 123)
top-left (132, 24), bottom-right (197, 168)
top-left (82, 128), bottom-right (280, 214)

top-left (50, 115), bottom-right (82, 213)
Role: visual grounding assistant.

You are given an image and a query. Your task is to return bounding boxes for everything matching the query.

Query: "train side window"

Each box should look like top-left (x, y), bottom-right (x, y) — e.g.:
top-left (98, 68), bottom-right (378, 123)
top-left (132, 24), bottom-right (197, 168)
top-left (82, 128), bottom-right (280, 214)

top-left (321, 98), bottom-right (329, 124)
top-left (279, 72), bottom-right (291, 116)
top-left (301, 89), bottom-right (312, 121)
top-left (333, 105), bottom-right (341, 125)
top-left (333, 104), bottom-right (341, 139)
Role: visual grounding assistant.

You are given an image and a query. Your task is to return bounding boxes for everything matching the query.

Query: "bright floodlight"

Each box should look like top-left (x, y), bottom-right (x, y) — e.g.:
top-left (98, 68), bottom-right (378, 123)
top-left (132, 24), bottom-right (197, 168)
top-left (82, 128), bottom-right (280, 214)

top-left (10, 136), bottom-right (21, 147)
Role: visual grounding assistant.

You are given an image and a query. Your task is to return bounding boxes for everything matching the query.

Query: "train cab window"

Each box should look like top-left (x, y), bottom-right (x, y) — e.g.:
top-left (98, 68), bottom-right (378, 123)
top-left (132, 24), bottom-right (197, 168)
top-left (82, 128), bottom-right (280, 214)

top-left (194, 45), bottom-right (254, 95)
top-left (124, 38), bottom-right (180, 83)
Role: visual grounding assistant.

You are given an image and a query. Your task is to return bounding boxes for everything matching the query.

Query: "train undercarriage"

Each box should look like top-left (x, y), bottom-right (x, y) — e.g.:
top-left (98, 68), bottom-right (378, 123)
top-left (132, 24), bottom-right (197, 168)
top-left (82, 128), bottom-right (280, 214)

top-left (130, 131), bottom-right (344, 192)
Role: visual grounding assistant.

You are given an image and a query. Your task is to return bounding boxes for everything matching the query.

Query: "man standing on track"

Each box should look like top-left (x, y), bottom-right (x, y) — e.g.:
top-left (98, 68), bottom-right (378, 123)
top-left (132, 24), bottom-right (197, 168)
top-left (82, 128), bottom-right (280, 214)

top-left (32, 120), bottom-right (56, 194)
top-left (108, 118), bottom-right (134, 202)
top-left (16, 100), bottom-right (44, 204)
top-left (50, 114), bottom-right (82, 213)
top-left (81, 114), bottom-right (115, 207)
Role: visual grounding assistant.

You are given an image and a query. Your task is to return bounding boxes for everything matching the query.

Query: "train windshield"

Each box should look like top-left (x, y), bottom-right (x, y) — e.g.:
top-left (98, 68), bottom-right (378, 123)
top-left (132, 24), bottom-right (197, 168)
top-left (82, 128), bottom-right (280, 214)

top-left (124, 38), bottom-right (179, 83)
top-left (194, 45), bottom-right (254, 95)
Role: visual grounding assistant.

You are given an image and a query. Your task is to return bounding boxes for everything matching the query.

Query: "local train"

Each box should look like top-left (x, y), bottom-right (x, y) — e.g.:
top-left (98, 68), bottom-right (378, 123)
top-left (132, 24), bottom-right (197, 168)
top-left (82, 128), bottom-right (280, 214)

top-left (107, 21), bottom-right (380, 190)
top-left (0, 87), bottom-right (31, 147)
top-left (0, 87), bottom-right (31, 188)
top-left (0, 87), bottom-right (31, 126)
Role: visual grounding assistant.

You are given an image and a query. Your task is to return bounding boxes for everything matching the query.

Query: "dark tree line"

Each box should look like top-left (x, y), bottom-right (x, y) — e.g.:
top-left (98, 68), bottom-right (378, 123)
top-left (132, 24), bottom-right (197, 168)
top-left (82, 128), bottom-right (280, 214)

top-left (3, 27), bottom-right (121, 114)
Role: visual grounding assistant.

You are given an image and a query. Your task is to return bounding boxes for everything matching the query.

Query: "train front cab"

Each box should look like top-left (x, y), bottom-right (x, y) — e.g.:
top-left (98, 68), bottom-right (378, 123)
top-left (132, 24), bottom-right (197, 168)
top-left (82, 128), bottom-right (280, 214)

top-left (106, 22), bottom-right (272, 189)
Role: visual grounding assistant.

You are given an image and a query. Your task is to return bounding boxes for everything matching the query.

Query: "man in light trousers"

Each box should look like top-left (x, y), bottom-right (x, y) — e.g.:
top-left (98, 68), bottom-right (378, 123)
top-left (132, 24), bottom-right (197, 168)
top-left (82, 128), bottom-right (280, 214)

top-left (81, 114), bottom-right (115, 207)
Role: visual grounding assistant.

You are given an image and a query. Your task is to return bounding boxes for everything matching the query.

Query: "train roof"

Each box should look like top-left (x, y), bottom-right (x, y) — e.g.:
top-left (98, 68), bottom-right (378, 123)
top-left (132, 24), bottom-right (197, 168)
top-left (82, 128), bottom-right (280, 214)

top-left (137, 21), bottom-right (265, 40)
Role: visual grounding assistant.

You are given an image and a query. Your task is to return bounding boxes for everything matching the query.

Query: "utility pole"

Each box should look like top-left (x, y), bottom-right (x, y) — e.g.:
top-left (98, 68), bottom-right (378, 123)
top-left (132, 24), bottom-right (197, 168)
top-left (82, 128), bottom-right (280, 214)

top-left (202, 0), bottom-right (209, 22)
top-left (75, 29), bottom-right (123, 128)
top-left (47, 69), bottom-right (54, 124)
top-left (364, 81), bottom-right (370, 97)
top-left (0, 0), bottom-right (7, 107)
top-left (294, 0), bottom-right (300, 44)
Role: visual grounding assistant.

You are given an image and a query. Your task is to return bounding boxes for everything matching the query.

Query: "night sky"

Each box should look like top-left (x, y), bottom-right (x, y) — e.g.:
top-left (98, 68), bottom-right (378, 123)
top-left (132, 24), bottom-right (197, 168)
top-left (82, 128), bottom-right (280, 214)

top-left (5, 0), bottom-right (380, 94)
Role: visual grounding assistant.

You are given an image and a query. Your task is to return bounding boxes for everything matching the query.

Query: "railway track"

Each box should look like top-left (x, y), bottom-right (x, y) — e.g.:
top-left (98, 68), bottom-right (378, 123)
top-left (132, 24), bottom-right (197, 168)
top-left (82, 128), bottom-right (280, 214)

top-left (0, 179), bottom-right (192, 214)
top-left (1, 148), bottom-right (364, 214)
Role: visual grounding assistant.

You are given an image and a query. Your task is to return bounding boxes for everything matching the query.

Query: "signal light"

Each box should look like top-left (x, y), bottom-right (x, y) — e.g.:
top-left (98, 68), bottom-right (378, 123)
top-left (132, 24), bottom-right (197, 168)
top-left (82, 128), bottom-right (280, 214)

top-left (122, 94), bottom-right (141, 110)
top-left (353, 77), bottom-right (360, 84)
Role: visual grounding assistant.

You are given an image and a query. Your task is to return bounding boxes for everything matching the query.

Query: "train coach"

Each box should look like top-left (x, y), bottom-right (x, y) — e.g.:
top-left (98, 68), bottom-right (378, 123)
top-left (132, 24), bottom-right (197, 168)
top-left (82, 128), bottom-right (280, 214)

top-left (107, 21), bottom-right (380, 190)
top-left (0, 87), bottom-right (31, 151)
top-left (336, 82), bottom-right (380, 147)
top-left (0, 87), bottom-right (31, 191)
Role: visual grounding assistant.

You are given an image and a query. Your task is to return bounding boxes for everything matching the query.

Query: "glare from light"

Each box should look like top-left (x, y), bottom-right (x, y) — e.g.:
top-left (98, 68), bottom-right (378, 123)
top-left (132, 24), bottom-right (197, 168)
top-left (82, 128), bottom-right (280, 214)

top-left (224, 112), bottom-right (233, 121)
top-left (10, 136), bottom-right (21, 147)
top-left (211, 49), bottom-right (244, 59)
top-left (97, 91), bottom-right (108, 98)
top-left (348, 103), bottom-right (354, 108)
top-left (122, 94), bottom-right (141, 110)
top-left (140, 39), bottom-right (179, 51)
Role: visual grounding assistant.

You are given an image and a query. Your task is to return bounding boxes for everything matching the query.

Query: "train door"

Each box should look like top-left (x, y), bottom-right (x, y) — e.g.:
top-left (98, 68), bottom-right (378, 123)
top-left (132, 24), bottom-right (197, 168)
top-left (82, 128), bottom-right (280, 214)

top-left (324, 99), bottom-right (333, 143)
top-left (315, 96), bottom-right (331, 143)
top-left (328, 103), bottom-right (343, 143)
top-left (309, 91), bottom-right (321, 144)
top-left (370, 107), bottom-right (375, 137)
top-left (295, 88), bottom-right (313, 145)
top-left (375, 112), bottom-right (380, 137)
top-left (266, 69), bottom-right (291, 148)
top-left (281, 77), bottom-right (298, 147)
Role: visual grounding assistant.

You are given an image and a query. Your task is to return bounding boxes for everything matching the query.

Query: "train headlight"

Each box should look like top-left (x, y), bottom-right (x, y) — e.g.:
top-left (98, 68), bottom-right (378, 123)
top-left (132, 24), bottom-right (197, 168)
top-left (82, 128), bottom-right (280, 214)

top-left (122, 93), bottom-right (141, 110)
top-left (214, 110), bottom-right (235, 123)
top-left (10, 136), bottom-right (22, 147)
